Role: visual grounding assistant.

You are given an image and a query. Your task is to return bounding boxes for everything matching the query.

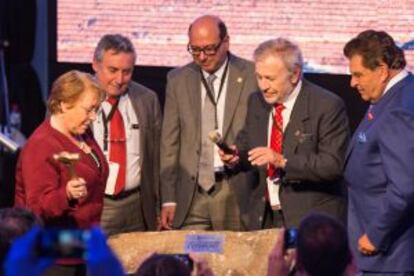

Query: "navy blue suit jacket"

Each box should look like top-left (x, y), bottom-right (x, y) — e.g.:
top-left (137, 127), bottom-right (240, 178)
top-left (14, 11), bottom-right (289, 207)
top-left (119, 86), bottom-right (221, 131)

top-left (344, 73), bottom-right (414, 272)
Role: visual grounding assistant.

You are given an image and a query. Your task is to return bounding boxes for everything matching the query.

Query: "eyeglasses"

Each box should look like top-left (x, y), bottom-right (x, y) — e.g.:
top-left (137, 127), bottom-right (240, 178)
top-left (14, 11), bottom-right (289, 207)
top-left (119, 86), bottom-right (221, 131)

top-left (80, 105), bottom-right (101, 116)
top-left (187, 40), bottom-right (223, 56)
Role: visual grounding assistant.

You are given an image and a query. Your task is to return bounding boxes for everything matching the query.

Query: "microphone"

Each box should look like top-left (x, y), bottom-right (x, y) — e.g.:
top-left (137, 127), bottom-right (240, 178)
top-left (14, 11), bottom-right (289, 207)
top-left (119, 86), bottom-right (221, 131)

top-left (208, 130), bottom-right (236, 154)
top-left (0, 131), bottom-right (19, 153)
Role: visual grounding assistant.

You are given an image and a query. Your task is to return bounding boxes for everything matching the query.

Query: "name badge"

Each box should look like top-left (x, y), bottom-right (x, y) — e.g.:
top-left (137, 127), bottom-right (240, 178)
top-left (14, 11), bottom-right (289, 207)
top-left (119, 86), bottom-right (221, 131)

top-left (267, 177), bottom-right (281, 209)
top-left (184, 234), bottom-right (224, 253)
top-left (105, 162), bottom-right (119, 195)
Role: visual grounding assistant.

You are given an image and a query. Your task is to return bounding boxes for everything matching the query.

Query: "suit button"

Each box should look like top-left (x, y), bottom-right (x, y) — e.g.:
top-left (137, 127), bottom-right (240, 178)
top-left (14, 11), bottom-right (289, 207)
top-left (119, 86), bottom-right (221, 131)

top-left (261, 196), bottom-right (266, 202)
top-left (191, 176), bottom-right (196, 182)
top-left (196, 150), bottom-right (200, 155)
top-left (259, 216), bottom-right (263, 222)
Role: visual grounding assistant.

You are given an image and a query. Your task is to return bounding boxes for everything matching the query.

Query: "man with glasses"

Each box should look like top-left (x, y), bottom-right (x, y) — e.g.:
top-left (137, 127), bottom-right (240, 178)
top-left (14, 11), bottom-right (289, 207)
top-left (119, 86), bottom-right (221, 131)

top-left (92, 34), bottom-right (161, 235)
top-left (160, 15), bottom-right (258, 230)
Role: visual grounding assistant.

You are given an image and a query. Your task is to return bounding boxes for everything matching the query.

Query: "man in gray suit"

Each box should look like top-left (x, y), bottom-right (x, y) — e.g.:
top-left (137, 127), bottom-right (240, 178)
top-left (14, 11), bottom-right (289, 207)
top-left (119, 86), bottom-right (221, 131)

top-left (160, 15), bottom-right (257, 230)
top-left (92, 34), bottom-right (161, 235)
top-left (221, 38), bottom-right (349, 230)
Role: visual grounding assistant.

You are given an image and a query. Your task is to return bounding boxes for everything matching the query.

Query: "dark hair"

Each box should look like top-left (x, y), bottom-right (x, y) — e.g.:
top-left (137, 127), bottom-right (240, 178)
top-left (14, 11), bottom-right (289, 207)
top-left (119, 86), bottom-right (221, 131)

top-left (343, 29), bottom-right (406, 70)
top-left (296, 213), bottom-right (352, 276)
top-left (93, 34), bottom-right (136, 62)
top-left (0, 208), bottom-right (42, 263)
top-left (188, 16), bottom-right (228, 40)
top-left (136, 254), bottom-right (191, 276)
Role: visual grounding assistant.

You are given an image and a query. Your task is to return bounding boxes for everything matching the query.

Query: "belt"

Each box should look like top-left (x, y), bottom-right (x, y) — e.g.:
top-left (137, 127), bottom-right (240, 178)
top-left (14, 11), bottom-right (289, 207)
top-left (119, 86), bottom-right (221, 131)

top-left (104, 186), bottom-right (140, 200)
top-left (214, 171), bottom-right (230, 182)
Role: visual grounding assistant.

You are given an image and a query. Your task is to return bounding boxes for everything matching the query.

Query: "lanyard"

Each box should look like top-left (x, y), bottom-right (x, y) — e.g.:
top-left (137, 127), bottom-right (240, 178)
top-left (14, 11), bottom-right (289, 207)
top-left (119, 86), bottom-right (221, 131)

top-left (200, 58), bottom-right (229, 129)
top-left (101, 97), bottom-right (120, 151)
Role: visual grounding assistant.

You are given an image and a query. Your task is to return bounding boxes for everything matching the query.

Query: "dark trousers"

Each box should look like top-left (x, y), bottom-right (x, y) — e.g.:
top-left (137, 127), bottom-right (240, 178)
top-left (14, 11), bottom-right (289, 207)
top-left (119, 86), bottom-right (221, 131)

top-left (262, 202), bottom-right (285, 229)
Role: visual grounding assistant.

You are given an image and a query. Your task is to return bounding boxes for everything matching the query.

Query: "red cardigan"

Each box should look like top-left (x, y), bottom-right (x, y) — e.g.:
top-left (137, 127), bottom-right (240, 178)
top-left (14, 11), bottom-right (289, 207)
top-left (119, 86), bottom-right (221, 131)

top-left (15, 119), bottom-right (109, 229)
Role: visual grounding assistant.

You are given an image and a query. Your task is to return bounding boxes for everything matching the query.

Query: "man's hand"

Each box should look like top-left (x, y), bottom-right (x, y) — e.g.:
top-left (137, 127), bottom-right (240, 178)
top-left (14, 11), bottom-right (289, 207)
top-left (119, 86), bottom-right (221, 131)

top-left (218, 145), bottom-right (239, 166)
top-left (358, 233), bottom-right (377, 255)
top-left (267, 228), bottom-right (296, 276)
top-left (160, 205), bottom-right (176, 230)
top-left (248, 147), bottom-right (286, 168)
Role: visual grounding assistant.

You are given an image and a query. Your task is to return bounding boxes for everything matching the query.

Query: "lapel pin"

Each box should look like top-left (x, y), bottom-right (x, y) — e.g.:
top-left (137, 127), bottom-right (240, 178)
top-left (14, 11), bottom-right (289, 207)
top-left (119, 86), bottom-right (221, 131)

top-left (367, 105), bottom-right (374, 121)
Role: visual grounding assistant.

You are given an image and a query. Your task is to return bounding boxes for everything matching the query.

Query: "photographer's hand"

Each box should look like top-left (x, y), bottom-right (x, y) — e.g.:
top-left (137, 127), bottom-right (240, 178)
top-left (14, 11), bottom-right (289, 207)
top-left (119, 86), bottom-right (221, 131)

top-left (4, 226), bottom-right (53, 276)
top-left (85, 226), bottom-right (124, 276)
top-left (267, 229), bottom-right (296, 276)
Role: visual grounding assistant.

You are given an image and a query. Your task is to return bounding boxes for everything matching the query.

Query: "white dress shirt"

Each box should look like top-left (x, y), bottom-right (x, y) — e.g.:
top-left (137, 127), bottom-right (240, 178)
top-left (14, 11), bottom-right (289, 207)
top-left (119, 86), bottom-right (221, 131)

top-left (93, 93), bottom-right (141, 192)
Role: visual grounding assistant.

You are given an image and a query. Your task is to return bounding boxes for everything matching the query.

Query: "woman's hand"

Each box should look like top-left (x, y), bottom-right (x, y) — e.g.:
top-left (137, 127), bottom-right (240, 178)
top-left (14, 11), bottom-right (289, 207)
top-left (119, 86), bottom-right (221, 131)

top-left (66, 177), bottom-right (87, 200)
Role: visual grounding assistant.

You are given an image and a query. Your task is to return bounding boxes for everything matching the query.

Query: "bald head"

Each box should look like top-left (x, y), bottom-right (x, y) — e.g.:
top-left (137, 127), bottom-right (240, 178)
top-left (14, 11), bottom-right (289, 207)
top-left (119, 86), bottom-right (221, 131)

top-left (187, 15), bottom-right (229, 73)
top-left (188, 15), bottom-right (227, 41)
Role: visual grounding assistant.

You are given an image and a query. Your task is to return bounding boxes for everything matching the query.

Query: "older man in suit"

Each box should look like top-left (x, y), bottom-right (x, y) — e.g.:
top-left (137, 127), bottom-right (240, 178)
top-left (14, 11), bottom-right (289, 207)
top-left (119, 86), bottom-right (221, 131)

top-left (343, 30), bottom-right (414, 275)
top-left (92, 34), bottom-right (161, 235)
top-left (221, 38), bottom-right (349, 230)
top-left (160, 15), bottom-right (258, 230)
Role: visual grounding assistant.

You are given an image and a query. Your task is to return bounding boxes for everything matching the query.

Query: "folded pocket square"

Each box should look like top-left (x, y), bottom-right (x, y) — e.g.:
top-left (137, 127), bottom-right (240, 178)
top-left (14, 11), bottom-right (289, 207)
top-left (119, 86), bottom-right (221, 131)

top-left (357, 132), bottom-right (367, 143)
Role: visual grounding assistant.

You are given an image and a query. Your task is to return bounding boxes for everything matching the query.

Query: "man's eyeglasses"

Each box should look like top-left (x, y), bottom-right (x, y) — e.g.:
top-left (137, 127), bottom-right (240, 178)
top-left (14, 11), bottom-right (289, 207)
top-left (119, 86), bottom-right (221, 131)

top-left (187, 40), bottom-right (223, 56)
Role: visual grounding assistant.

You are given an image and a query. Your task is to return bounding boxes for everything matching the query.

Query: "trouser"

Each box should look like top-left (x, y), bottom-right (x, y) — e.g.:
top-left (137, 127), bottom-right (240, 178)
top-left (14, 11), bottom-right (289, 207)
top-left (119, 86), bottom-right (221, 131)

top-left (181, 175), bottom-right (241, 231)
top-left (100, 187), bottom-right (145, 236)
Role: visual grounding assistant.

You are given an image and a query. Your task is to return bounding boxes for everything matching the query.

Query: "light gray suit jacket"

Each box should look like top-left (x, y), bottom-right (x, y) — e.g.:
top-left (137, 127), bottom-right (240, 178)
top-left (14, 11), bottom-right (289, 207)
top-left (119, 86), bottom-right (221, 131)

top-left (237, 80), bottom-right (350, 229)
top-left (160, 54), bottom-right (258, 228)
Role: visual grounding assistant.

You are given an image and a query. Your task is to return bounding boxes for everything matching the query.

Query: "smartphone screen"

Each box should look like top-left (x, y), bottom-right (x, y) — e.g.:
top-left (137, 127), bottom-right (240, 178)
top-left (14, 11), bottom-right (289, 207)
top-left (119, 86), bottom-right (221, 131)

top-left (284, 228), bottom-right (298, 249)
top-left (37, 229), bottom-right (90, 258)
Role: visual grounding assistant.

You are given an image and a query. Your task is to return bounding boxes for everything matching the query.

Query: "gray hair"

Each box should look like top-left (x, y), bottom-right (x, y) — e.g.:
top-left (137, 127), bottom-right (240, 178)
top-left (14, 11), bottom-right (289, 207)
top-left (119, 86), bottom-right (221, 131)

top-left (254, 38), bottom-right (303, 74)
top-left (93, 34), bottom-right (136, 62)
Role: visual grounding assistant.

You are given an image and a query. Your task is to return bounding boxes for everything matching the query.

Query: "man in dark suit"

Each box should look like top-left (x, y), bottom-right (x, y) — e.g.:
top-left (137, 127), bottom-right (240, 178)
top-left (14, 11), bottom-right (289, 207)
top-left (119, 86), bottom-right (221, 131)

top-left (92, 34), bottom-right (161, 235)
top-left (221, 38), bottom-right (349, 230)
top-left (160, 15), bottom-right (258, 230)
top-left (343, 30), bottom-right (414, 275)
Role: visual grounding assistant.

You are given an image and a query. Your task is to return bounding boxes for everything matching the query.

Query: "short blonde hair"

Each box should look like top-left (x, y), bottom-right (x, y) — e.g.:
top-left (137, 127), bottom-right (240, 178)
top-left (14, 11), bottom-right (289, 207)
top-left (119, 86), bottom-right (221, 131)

top-left (47, 70), bottom-right (105, 114)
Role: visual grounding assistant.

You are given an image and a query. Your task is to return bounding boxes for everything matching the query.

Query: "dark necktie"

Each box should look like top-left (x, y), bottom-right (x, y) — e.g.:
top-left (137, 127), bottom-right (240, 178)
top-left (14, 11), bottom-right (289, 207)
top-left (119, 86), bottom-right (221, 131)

top-left (107, 96), bottom-right (126, 194)
top-left (267, 103), bottom-right (285, 179)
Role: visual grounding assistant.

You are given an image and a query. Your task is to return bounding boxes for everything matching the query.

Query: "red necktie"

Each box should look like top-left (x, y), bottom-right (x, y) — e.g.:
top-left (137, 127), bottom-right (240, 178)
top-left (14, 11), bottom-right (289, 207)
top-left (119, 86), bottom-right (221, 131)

top-left (267, 103), bottom-right (284, 179)
top-left (107, 96), bottom-right (126, 194)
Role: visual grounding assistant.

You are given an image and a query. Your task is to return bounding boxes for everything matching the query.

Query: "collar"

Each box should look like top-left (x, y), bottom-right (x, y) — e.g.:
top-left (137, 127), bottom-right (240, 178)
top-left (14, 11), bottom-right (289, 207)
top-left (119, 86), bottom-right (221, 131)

top-left (382, 70), bottom-right (409, 97)
top-left (281, 79), bottom-right (302, 110)
top-left (201, 56), bottom-right (229, 79)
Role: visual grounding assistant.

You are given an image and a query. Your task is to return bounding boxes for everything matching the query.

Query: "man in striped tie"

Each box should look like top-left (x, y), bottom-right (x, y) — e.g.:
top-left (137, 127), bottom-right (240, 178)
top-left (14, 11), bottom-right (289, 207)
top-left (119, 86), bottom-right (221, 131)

top-left (220, 38), bottom-right (350, 230)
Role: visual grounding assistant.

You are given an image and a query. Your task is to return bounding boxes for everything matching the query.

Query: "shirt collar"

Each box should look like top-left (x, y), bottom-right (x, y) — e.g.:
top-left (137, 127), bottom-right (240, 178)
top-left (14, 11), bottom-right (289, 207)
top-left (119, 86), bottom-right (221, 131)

top-left (282, 79), bottom-right (302, 110)
top-left (201, 57), bottom-right (229, 79)
top-left (383, 70), bottom-right (408, 96)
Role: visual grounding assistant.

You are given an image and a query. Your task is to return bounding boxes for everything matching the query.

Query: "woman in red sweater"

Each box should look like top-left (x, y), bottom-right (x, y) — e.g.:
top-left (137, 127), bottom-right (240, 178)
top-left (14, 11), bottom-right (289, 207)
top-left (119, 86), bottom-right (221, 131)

top-left (14, 70), bottom-right (109, 275)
